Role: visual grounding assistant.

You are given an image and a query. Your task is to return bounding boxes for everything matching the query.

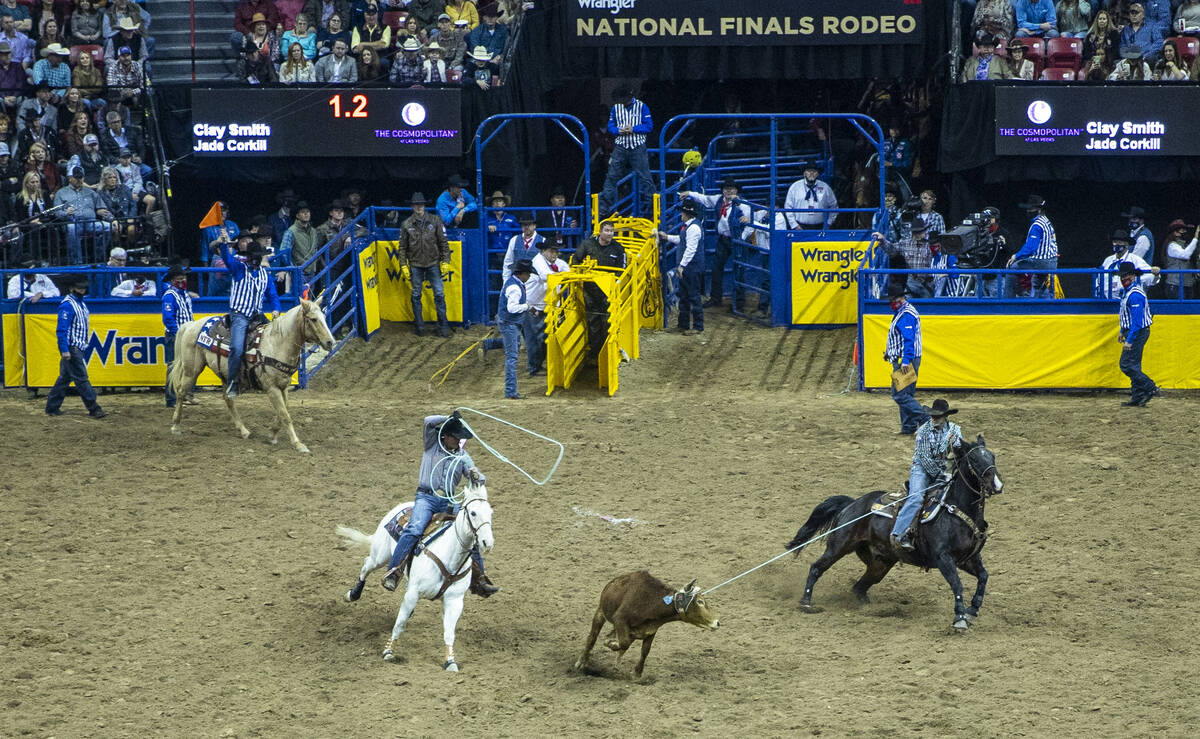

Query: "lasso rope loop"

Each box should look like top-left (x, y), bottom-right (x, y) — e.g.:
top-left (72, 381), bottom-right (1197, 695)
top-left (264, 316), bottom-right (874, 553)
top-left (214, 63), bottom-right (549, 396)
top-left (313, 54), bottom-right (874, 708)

top-left (430, 409), bottom-right (565, 502)
top-left (701, 481), bottom-right (944, 596)
top-left (455, 407), bottom-right (565, 486)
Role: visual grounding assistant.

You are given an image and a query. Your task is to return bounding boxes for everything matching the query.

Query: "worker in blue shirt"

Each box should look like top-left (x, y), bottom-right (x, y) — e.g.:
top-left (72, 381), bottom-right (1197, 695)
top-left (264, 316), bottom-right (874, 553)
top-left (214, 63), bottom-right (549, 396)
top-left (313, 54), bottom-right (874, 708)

top-left (161, 265), bottom-right (195, 408)
top-left (45, 274), bottom-right (105, 418)
top-left (436, 174), bottom-right (478, 230)
top-left (1116, 262), bottom-right (1158, 407)
top-left (1014, 0), bottom-right (1060, 38)
top-left (221, 236), bottom-right (280, 397)
top-left (884, 282), bottom-right (928, 434)
top-left (598, 85), bottom-right (655, 217)
top-left (882, 123), bottom-right (915, 181)
top-left (1005, 194), bottom-right (1058, 298)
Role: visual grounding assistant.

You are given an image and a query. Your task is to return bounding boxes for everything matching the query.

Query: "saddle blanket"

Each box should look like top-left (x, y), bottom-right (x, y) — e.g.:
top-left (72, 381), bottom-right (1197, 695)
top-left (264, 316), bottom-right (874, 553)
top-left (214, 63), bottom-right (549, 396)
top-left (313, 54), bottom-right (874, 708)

top-left (384, 504), bottom-right (457, 543)
top-left (195, 316), bottom-right (266, 362)
top-left (870, 484), bottom-right (948, 525)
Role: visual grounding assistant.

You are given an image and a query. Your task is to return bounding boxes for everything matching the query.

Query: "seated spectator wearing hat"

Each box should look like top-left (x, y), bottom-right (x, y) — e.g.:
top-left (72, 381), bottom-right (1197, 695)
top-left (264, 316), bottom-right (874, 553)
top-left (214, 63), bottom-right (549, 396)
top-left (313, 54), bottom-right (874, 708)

top-left (31, 43), bottom-right (70, 101)
top-left (1108, 44), bottom-right (1153, 78)
top-left (0, 40), bottom-right (27, 99)
top-left (17, 81), bottom-right (57, 134)
top-left (241, 12), bottom-right (283, 63)
top-left (678, 178), bottom-right (752, 309)
top-left (53, 164), bottom-right (112, 264)
top-left (279, 41), bottom-right (317, 83)
top-left (1015, 0), bottom-right (1060, 38)
top-left (463, 45), bottom-right (499, 89)
top-left (397, 191), bottom-right (453, 337)
top-left (437, 173), bottom-right (478, 229)
top-left (315, 12), bottom-right (351, 57)
top-left (444, 0), bottom-right (479, 29)
top-left (658, 200), bottom-right (706, 335)
top-left (526, 238), bottom-right (569, 375)
top-left (1123, 205), bottom-right (1154, 263)
top-left (6, 268), bottom-right (59, 301)
top-left (389, 36), bottom-right (425, 84)
top-left (502, 211), bottom-right (542, 283)
top-left (1163, 220), bottom-right (1198, 299)
top-left (71, 132), bottom-right (106, 186)
top-left (1119, 4), bottom-right (1163, 62)
top-left (481, 257), bottom-right (532, 399)
top-left (106, 16), bottom-right (149, 63)
top-left (351, 3), bottom-right (390, 57)
top-left (281, 13), bottom-right (318, 59)
top-left (314, 37), bottom-right (356, 81)
top-left (234, 0), bottom-right (282, 38)
top-left (17, 106), bottom-right (55, 163)
top-left (106, 44), bottom-right (145, 104)
top-left (485, 188), bottom-right (518, 258)
top-left (1004, 37), bottom-right (1036, 78)
top-left (421, 41), bottom-right (449, 83)
top-left (466, 3), bottom-right (507, 64)
top-left (960, 33), bottom-right (1011, 81)
top-left (239, 38), bottom-right (280, 83)
top-left (1096, 226), bottom-right (1159, 298)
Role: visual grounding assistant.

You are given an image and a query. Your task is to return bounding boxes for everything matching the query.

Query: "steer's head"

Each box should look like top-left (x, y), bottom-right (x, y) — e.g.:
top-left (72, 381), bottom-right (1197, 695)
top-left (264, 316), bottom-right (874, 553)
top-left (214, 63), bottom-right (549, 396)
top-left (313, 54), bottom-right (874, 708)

top-left (676, 579), bottom-right (720, 630)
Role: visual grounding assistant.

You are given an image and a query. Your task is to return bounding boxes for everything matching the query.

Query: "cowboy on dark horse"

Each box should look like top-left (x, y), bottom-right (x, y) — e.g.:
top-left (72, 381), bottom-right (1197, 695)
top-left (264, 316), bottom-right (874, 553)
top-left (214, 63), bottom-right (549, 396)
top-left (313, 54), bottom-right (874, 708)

top-left (892, 398), bottom-right (962, 550)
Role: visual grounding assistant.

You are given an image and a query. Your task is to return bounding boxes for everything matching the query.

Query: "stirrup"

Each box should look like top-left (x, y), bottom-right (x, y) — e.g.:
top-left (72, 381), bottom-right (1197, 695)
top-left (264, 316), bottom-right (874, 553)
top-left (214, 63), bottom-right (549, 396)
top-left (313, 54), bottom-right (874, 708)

top-left (381, 567), bottom-right (402, 591)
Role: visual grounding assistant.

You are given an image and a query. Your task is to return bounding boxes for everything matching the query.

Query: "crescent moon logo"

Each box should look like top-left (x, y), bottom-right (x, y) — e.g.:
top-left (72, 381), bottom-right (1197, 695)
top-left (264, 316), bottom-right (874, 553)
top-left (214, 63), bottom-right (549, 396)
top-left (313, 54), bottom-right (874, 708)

top-left (1026, 100), bottom-right (1052, 125)
top-left (402, 103), bottom-right (427, 127)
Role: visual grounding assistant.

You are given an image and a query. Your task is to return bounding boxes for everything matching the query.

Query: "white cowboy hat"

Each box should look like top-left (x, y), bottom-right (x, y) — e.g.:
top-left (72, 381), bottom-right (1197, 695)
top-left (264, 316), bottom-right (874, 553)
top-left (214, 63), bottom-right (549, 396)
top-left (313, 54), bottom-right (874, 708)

top-left (468, 45), bottom-right (493, 61)
top-left (401, 37), bottom-right (421, 52)
top-left (40, 42), bottom-right (70, 57)
top-left (426, 41), bottom-right (443, 55)
top-left (116, 16), bottom-right (140, 31)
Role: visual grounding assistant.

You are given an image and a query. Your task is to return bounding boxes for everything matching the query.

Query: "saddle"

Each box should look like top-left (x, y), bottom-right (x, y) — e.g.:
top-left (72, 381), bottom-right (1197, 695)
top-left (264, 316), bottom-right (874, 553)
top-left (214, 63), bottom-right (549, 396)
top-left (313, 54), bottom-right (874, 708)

top-left (384, 508), bottom-right (456, 542)
top-left (870, 478), bottom-right (951, 525)
top-left (195, 315), bottom-right (293, 387)
top-left (383, 506), bottom-right (489, 599)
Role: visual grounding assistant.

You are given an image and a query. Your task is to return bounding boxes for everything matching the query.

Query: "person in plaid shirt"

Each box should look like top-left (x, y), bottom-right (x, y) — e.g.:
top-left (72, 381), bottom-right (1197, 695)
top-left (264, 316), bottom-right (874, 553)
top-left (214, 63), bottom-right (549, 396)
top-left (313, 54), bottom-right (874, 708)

top-left (891, 398), bottom-right (962, 550)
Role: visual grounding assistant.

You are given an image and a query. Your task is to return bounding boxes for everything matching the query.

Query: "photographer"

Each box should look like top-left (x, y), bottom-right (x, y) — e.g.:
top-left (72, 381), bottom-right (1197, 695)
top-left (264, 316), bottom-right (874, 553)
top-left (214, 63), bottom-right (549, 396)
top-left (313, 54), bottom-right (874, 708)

top-left (974, 207), bottom-right (1011, 297)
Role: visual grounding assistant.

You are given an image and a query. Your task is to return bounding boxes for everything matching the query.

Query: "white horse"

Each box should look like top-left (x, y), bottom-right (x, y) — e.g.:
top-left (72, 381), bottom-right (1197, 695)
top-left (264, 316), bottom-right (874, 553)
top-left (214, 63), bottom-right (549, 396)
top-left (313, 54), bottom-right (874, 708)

top-left (166, 299), bottom-right (335, 453)
top-left (336, 484), bottom-right (495, 671)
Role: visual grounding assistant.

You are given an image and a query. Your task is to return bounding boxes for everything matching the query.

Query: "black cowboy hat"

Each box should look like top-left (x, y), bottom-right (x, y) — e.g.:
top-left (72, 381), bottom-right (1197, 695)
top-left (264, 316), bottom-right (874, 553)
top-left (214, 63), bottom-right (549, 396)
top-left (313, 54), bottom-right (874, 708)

top-left (886, 282), bottom-right (908, 299)
top-left (1110, 227), bottom-right (1133, 243)
top-left (1117, 261), bottom-right (1142, 277)
top-left (680, 200), bottom-right (699, 215)
top-left (550, 184), bottom-right (567, 198)
top-left (611, 85), bottom-right (634, 102)
top-left (440, 415), bottom-right (473, 440)
top-left (923, 398), bottom-right (958, 417)
top-left (518, 212), bottom-right (537, 224)
top-left (801, 161), bottom-right (820, 172)
top-left (250, 213), bottom-right (269, 228)
top-left (294, 199), bottom-right (310, 211)
top-left (1019, 194), bottom-right (1046, 211)
top-left (720, 178), bottom-right (740, 191)
top-left (409, 192), bottom-right (427, 205)
top-left (341, 186), bottom-right (364, 198)
top-left (1167, 218), bottom-right (1195, 232)
top-left (512, 258), bottom-right (534, 275)
top-left (164, 264), bottom-right (190, 281)
top-left (909, 218), bottom-right (930, 234)
top-left (1120, 206), bottom-right (1146, 219)
top-left (68, 274), bottom-right (90, 288)
top-left (446, 174), bottom-right (468, 188)
top-left (328, 198), bottom-right (346, 211)
top-left (538, 236), bottom-right (560, 250)
top-left (976, 32), bottom-right (998, 47)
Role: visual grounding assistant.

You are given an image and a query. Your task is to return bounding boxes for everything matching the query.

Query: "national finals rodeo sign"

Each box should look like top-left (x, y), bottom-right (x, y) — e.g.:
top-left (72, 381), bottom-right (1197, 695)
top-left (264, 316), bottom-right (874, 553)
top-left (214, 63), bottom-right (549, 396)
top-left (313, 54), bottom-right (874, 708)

top-left (568, 0), bottom-right (924, 46)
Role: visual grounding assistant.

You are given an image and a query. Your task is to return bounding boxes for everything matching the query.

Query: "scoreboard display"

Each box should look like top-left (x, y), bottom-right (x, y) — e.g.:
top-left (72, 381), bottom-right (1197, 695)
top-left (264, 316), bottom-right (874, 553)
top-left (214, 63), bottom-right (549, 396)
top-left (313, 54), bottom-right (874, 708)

top-left (190, 88), bottom-right (462, 157)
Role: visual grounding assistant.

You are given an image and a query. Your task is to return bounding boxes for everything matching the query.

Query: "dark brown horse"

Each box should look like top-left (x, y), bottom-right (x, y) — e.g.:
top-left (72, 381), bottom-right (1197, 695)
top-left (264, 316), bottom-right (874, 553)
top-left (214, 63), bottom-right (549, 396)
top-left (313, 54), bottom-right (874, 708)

top-left (785, 436), bottom-right (1003, 630)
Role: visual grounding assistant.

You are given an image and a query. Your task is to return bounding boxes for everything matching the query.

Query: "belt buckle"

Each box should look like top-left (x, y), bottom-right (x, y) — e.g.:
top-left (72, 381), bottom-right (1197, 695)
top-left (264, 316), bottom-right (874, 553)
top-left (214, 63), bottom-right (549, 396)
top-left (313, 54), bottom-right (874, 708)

top-left (434, 488), bottom-right (446, 498)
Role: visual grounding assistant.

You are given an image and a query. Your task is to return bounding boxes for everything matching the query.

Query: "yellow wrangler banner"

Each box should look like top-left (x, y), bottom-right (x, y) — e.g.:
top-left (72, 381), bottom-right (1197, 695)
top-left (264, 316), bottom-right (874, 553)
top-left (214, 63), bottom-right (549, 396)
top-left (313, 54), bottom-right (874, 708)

top-left (862, 314), bottom-right (1200, 389)
top-left (373, 239), bottom-right (463, 322)
top-left (4, 312), bottom-right (225, 388)
top-left (791, 240), bottom-right (870, 325)
top-left (357, 243), bottom-right (381, 336)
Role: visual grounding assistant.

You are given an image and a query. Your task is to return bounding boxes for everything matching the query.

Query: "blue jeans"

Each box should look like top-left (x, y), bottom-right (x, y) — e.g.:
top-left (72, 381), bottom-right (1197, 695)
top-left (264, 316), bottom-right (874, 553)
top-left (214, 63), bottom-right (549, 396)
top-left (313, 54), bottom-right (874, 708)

top-left (599, 144), bottom-right (654, 217)
top-left (1120, 328), bottom-right (1156, 403)
top-left (677, 262), bottom-right (704, 331)
top-left (892, 461), bottom-right (928, 538)
top-left (46, 348), bottom-right (101, 414)
top-left (387, 491), bottom-right (485, 573)
top-left (1016, 28), bottom-right (1059, 38)
top-left (525, 310), bottom-right (546, 374)
top-left (65, 220), bottom-right (111, 265)
top-left (1005, 257), bottom-right (1057, 298)
top-left (227, 313), bottom-right (251, 388)
top-left (891, 357), bottom-right (929, 433)
top-left (163, 332), bottom-right (177, 406)
top-left (410, 264), bottom-right (448, 331)
top-left (484, 320), bottom-right (522, 397)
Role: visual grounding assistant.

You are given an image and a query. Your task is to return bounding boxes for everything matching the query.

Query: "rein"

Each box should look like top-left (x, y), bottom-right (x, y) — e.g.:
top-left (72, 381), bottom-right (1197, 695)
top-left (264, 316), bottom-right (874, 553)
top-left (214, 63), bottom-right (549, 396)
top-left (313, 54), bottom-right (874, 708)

top-left (422, 496), bottom-right (490, 600)
top-left (258, 305), bottom-right (311, 377)
top-left (947, 445), bottom-right (995, 561)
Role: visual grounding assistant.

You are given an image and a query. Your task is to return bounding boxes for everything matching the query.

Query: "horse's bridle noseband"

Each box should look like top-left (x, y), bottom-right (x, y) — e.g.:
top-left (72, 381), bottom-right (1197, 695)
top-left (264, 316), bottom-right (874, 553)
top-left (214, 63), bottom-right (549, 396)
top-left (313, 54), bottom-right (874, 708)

top-left (957, 445), bottom-right (998, 502)
top-left (455, 497), bottom-right (492, 548)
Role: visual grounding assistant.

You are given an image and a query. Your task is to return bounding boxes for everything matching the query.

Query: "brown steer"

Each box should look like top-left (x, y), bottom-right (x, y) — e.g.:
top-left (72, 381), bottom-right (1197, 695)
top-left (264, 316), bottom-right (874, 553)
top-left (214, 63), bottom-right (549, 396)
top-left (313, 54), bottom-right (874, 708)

top-left (574, 570), bottom-right (720, 678)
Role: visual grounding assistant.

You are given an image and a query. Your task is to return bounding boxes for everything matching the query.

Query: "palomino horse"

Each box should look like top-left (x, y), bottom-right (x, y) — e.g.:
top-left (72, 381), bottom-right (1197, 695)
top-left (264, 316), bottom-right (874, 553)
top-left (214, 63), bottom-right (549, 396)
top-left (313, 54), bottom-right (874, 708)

top-left (166, 299), bottom-right (334, 453)
top-left (785, 436), bottom-right (1003, 631)
top-left (337, 484), bottom-right (495, 671)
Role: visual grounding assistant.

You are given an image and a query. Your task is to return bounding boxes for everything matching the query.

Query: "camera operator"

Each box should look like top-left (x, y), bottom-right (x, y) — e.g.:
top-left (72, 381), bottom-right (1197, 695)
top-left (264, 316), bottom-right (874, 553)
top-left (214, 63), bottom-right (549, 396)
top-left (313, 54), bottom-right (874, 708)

top-left (873, 214), bottom-right (934, 298)
top-left (976, 207), bottom-right (1011, 296)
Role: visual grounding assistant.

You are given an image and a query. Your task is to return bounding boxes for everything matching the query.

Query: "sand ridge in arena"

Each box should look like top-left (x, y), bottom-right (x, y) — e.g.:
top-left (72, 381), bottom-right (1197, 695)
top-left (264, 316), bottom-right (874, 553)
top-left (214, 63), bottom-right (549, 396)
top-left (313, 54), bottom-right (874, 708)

top-left (2, 314), bottom-right (1196, 736)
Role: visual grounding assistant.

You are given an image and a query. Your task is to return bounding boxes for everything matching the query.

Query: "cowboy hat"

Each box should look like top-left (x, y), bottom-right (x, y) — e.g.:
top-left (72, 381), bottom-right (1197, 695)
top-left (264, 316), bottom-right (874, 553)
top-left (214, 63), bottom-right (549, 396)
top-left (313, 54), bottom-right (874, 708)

top-left (923, 399), bottom-right (958, 417)
top-left (720, 178), bottom-right (740, 191)
top-left (409, 192), bottom-right (427, 205)
top-left (1120, 45), bottom-right (1144, 59)
top-left (117, 16), bottom-right (140, 31)
top-left (1006, 38), bottom-right (1026, 50)
top-left (328, 198), bottom-right (346, 211)
top-left (446, 173), bottom-right (467, 188)
top-left (1120, 206), bottom-right (1146, 219)
top-left (512, 258), bottom-right (534, 276)
top-left (467, 45), bottom-right (493, 61)
top-left (1110, 227), bottom-right (1132, 243)
top-left (67, 274), bottom-right (90, 288)
top-left (40, 43), bottom-right (70, 57)
top-left (400, 37), bottom-right (421, 52)
top-left (518, 212), bottom-right (537, 224)
top-left (886, 282), bottom-right (908, 299)
top-left (1019, 194), bottom-right (1046, 210)
top-left (426, 42), bottom-right (443, 55)
top-left (165, 264), bottom-right (190, 281)
top-left (1167, 218), bottom-right (1194, 232)
top-left (440, 415), bottom-right (473, 440)
top-left (488, 189), bottom-right (510, 205)
top-left (680, 201), bottom-right (699, 216)
top-left (1117, 262), bottom-right (1142, 277)
top-left (250, 12), bottom-right (267, 24)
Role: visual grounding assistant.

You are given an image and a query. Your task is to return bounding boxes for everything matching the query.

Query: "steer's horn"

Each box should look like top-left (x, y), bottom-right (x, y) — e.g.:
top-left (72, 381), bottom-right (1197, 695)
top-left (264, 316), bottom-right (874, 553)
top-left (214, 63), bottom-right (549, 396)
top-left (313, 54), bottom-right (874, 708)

top-left (685, 578), bottom-right (698, 593)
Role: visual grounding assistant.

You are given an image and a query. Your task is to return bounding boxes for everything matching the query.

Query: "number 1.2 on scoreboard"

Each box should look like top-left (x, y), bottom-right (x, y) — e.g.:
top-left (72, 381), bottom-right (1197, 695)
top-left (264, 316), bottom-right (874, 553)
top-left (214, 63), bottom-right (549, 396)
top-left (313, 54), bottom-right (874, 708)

top-left (328, 94), bottom-right (368, 118)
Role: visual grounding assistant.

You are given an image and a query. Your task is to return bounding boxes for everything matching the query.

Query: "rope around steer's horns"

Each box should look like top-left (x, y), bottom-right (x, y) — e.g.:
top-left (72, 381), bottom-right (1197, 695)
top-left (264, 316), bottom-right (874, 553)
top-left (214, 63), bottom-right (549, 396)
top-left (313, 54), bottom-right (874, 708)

top-left (700, 481), bottom-right (944, 596)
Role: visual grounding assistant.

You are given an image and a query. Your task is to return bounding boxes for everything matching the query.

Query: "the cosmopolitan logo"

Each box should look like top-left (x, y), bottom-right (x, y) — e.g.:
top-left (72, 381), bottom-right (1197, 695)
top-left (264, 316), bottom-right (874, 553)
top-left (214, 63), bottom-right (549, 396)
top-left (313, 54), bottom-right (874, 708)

top-left (84, 330), bottom-right (169, 365)
top-left (578, 0), bottom-right (637, 14)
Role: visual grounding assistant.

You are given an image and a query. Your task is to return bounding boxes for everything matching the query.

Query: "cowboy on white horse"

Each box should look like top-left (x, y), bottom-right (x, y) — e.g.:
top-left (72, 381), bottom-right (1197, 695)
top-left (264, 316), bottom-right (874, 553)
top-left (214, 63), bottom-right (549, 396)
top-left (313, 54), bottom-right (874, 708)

top-left (382, 412), bottom-right (501, 597)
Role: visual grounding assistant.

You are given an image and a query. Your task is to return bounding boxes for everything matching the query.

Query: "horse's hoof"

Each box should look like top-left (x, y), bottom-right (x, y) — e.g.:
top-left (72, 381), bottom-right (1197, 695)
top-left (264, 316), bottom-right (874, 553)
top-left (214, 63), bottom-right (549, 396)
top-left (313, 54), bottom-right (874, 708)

top-left (344, 589), bottom-right (358, 603)
top-left (382, 649), bottom-right (396, 662)
top-left (444, 659), bottom-right (459, 672)
top-left (170, 426), bottom-right (181, 436)
top-left (605, 639), bottom-right (620, 651)
top-left (296, 445), bottom-right (310, 454)
top-left (240, 431), bottom-right (251, 440)
top-left (952, 618), bottom-right (970, 632)
top-left (964, 612), bottom-right (977, 623)
top-left (799, 604), bottom-right (824, 614)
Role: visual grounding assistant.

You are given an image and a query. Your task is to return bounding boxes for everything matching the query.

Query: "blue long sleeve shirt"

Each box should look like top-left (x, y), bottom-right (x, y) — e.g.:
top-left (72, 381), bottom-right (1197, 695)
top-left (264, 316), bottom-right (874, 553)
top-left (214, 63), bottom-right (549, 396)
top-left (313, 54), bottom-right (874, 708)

top-left (1015, 0), bottom-right (1057, 31)
top-left (436, 189), bottom-right (479, 227)
top-left (56, 294), bottom-right (89, 352)
top-left (1119, 285), bottom-right (1153, 333)
top-left (1014, 215), bottom-right (1058, 260)
top-left (1120, 23), bottom-right (1164, 61)
top-left (220, 242), bottom-right (281, 313)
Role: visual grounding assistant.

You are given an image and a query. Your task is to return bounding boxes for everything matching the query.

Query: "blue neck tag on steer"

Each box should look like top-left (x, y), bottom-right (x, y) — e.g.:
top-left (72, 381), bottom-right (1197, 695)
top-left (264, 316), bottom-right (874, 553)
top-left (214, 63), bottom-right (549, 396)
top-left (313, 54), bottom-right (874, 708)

top-left (662, 594), bottom-right (673, 606)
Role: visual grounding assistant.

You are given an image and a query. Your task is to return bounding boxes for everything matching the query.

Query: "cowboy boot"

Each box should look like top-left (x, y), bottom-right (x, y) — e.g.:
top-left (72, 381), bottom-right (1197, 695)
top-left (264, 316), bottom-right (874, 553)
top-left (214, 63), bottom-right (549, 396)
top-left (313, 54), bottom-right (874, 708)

top-left (469, 559), bottom-right (500, 598)
top-left (381, 567), bottom-right (402, 592)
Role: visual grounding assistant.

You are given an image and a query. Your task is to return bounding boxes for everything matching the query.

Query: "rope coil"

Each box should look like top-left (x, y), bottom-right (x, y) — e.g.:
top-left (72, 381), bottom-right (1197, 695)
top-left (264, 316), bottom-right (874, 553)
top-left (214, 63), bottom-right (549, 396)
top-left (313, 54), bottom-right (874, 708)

top-left (429, 408), bottom-right (566, 504)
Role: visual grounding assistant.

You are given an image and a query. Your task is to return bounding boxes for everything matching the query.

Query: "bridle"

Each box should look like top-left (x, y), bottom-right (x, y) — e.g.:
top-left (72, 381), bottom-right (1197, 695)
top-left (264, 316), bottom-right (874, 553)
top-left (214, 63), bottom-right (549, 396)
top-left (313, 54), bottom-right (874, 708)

top-left (454, 496), bottom-right (493, 549)
top-left (955, 445), bottom-right (998, 503)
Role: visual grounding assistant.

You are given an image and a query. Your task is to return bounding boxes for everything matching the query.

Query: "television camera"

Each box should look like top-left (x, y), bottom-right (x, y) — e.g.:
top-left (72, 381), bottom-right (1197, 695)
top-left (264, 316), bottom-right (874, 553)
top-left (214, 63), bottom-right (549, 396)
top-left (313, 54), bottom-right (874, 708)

top-left (932, 207), bottom-right (1005, 268)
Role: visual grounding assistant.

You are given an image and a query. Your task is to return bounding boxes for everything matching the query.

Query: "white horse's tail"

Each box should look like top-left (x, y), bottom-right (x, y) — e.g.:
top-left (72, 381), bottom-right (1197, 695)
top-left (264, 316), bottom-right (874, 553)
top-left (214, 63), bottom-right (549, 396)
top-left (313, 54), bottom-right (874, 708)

top-left (166, 325), bottom-right (192, 394)
top-left (336, 526), bottom-right (372, 549)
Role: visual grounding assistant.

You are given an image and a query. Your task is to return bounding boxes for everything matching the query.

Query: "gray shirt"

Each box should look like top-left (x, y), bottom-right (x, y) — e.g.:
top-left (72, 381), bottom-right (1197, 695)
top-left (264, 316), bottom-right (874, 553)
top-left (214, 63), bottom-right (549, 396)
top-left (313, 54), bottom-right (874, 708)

top-left (417, 415), bottom-right (484, 495)
top-left (53, 184), bottom-right (108, 221)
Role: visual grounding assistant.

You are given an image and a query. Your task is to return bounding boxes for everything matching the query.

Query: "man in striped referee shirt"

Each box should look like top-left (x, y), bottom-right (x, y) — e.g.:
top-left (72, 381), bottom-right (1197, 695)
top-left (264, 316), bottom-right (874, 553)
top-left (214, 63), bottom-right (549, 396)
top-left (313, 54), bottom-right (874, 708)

top-left (1117, 261), bottom-right (1159, 407)
top-left (45, 275), bottom-right (105, 418)
top-left (884, 282), bottom-right (929, 434)
top-left (598, 85), bottom-right (654, 218)
top-left (1005, 194), bottom-right (1058, 298)
top-left (220, 236), bottom-right (280, 398)
top-left (161, 264), bottom-right (195, 408)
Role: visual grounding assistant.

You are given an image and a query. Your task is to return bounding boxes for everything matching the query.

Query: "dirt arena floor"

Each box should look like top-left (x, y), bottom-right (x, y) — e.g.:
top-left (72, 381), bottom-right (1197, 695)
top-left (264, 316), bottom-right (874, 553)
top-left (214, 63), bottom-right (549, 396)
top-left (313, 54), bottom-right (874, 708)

top-left (2, 312), bottom-right (1196, 737)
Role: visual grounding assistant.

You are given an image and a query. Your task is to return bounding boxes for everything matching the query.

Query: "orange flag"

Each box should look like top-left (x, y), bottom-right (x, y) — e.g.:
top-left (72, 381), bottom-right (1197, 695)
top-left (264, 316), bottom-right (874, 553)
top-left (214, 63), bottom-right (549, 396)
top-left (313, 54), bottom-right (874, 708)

top-left (198, 201), bottom-right (223, 229)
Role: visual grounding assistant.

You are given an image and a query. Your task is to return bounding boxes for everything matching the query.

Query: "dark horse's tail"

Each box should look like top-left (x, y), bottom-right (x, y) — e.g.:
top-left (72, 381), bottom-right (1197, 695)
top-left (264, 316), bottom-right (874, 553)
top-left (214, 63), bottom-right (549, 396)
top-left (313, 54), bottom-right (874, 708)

top-left (785, 495), bottom-right (855, 555)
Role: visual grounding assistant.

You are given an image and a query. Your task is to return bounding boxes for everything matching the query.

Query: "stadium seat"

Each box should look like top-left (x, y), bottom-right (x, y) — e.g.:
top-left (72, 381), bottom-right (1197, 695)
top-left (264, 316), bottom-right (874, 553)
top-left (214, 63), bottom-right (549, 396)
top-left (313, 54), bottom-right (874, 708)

top-left (1014, 37), bottom-right (1045, 65)
top-left (1039, 67), bottom-right (1075, 81)
top-left (383, 10), bottom-right (406, 31)
top-left (1167, 36), bottom-right (1199, 66)
top-left (447, 68), bottom-right (462, 82)
top-left (70, 44), bottom-right (104, 66)
top-left (1046, 37), bottom-right (1082, 69)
